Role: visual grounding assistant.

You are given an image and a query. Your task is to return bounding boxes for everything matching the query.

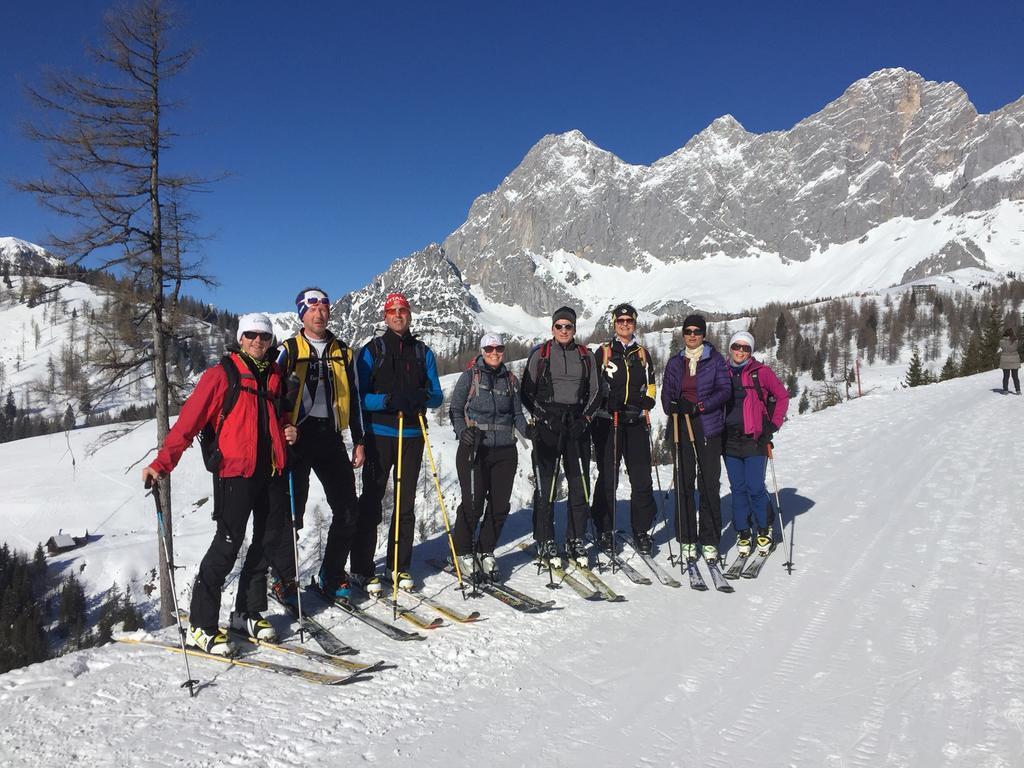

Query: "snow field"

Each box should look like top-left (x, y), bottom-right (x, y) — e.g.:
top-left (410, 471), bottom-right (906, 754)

top-left (1, 373), bottom-right (1022, 766)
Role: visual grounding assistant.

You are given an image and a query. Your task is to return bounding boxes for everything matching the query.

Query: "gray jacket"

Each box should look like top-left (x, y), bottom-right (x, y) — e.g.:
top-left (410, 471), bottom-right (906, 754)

top-left (521, 339), bottom-right (601, 420)
top-left (999, 338), bottom-right (1021, 370)
top-left (449, 357), bottom-right (528, 448)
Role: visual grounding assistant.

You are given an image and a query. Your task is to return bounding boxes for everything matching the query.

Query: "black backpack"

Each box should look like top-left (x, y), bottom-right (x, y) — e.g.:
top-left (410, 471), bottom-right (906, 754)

top-left (197, 356), bottom-right (243, 474)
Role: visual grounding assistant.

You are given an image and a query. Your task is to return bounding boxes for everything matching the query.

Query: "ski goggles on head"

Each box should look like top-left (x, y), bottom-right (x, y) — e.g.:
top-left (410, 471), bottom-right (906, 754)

top-left (296, 290), bottom-right (330, 318)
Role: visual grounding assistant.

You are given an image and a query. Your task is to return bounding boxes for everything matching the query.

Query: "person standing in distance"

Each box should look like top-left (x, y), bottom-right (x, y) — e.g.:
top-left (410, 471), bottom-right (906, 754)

top-left (276, 287), bottom-right (365, 600)
top-left (350, 292), bottom-right (443, 593)
top-left (589, 303), bottom-right (659, 555)
top-left (521, 306), bottom-right (601, 568)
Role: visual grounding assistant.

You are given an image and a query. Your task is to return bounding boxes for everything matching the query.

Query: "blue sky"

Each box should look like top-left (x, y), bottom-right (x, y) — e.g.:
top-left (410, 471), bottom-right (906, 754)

top-left (1, 0), bottom-right (1022, 314)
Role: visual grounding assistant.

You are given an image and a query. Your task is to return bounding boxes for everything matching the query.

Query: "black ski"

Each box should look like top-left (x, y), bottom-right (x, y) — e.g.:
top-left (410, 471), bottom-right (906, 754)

top-left (615, 532), bottom-right (680, 588)
top-left (308, 581), bottom-right (425, 642)
top-left (741, 543), bottom-right (777, 579)
top-left (596, 542), bottom-right (652, 586)
top-left (269, 589), bottom-right (359, 657)
top-left (722, 553), bottom-right (749, 580)
top-left (686, 559), bottom-right (708, 591)
top-left (428, 559), bottom-right (555, 613)
top-left (703, 559), bottom-right (735, 593)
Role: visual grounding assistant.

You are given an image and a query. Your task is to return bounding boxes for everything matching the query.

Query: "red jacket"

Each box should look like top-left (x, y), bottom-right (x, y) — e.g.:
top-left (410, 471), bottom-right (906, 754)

top-left (736, 358), bottom-right (790, 439)
top-left (150, 354), bottom-right (290, 478)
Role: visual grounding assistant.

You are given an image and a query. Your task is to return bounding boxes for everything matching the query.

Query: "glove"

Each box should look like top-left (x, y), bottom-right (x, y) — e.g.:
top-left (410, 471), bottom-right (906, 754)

top-left (459, 426), bottom-right (481, 447)
top-left (524, 422), bottom-right (538, 440)
top-left (757, 425), bottom-right (776, 450)
top-left (672, 399), bottom-right (700, 416)
top-left (567, 417), bottom-right (589, 440)
top-left (387, 393), bottom-right (412, 413)
top-left (409, 389), bottom-right (429, 408)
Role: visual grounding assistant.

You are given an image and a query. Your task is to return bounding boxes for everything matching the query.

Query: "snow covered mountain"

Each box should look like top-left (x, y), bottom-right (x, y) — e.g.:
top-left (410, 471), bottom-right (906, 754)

top-left (0, 237), bottom-right (63, 275)
top-left (1, 371), bottom-right (1021, 766)
top-left (331, 68), bottom-right (1024, 343)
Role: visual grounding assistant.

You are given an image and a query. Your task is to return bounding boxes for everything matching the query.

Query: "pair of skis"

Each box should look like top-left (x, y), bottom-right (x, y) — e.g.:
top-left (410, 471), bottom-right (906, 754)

top-left (116, 633), bottom-right (379, 687)
top-left (682, 556), bottom-right (734, 593)
top-left (428, 559), bottom-right (556, 613)
top-left (723, 542), bottom-right (778, 580)
top-left (518, 542), bottom-right (626, 602)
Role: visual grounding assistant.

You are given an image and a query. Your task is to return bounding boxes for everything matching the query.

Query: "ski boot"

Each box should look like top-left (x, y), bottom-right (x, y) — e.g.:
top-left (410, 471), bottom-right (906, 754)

top-left (478, 553), bottom-right (500, 583)
top-left (537, 539), bottom-right (562, 569)
top-left (317, 566), bottom-right (353, 601)
top-left (353, 573), bottom-right (383, 597)
top-left (680, 542), bottom-right (698, 562)
top-left (187, 624), bottom-right (235, 656)
top-left (756, 527), bottom-right (773, 554)
top-left (566, 538), bottom-right (589, 568)
top-left (701, 544), bottom-right (719, 566)
top-left (270, 577), bottom-right (299, 608)
top-left (598, 531), bottom-right (615, 553)
top-left (382, 571), bottom-right (416, 592)
top-left (229, 611), bottom-right (277, 642)
top-left (736, 529), bottom-right (752, 557)
top-left (457, 554), bottom-right (482, 584)
top-left (633, 532), bottom-right (652, 556)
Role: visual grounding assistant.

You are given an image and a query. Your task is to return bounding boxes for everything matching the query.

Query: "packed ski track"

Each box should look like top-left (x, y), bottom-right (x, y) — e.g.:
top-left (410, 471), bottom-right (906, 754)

top-left (1, 373), bottom-right (1022, 767)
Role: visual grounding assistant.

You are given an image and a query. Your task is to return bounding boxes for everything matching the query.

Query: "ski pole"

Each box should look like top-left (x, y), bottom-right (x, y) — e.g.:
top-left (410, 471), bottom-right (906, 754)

top-left (609, 410), bottom-right (620, 562)
top-left (767, 443), bottom-right (793, 574)
top-left (286, 471), bottom-right (306, 643)
top-left (645, 412), bottom-right (675, 565)
top-left (392, 411), bottom-right (404, 620)
top-left (467, 430), bottom-right (480, 598)
top-left (671, 412), bottom-right (684, 573)
top-left (419, 412), bottom-right (465, 594)
top-left (683, 413), bottom-right (708, 564)
top-left (147, 477), bottom-right (199, 697)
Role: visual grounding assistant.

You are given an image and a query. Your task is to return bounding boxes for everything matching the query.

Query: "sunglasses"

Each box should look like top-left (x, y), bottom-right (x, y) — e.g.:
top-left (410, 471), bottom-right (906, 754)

top-left (730, 343), bottom-right (752, 352)
top-left (615, 318), bottom-right (635, 325)
top-left (242, 331), bottom-right (273, 342)
top-left (683, 328), bottom-right (704, 336)
top-left (483, 345), bottom-right (505, 354)
top-left (553, 323), bottom-right (575, 331)
top-left (302, 296), bottom-right (330, 307)
top-left (385, 307), bottom-right (410, 316)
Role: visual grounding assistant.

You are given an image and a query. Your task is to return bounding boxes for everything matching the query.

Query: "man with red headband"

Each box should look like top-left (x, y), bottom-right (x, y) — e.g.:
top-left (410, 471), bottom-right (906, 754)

top-left (350, 291), bottom-right (443, 593)
top-left (275, 287), bottom-right (365, 602)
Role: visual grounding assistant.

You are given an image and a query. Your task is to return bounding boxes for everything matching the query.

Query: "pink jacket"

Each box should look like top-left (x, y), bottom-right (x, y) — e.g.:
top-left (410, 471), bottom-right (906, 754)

top-left (736, 359), bottom-right (789, 439)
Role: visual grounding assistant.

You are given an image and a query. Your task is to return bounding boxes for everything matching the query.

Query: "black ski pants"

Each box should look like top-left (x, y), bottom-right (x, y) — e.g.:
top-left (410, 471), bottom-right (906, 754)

top-left (453, 442), bottom-right (518, 555)
top-left (670, 415), bottom-right (723, 548)
top-left (190, 471), bottom-right (294, 631)
top-left (290, 418), bottom-right (358, 582)
top-left (590, 416), bottom-right (657, 537)
top-left (351, 433), bottom-right (424, 577)
top-left (531, 421), bottom-right (591, 545)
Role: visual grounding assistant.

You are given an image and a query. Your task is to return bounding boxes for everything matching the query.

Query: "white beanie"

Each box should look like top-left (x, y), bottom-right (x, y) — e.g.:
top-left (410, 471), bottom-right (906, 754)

top-left (729, 330), bottom-right (755, 352)
top-left (237, 312), bottom-right (275, 344)
top-left (480, 332), bottom-right (504, 350)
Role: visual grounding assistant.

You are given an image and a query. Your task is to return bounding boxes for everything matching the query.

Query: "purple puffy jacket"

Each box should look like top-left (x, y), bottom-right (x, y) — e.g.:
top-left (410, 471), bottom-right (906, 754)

top-left (660, 343), bottom-right (732, 438)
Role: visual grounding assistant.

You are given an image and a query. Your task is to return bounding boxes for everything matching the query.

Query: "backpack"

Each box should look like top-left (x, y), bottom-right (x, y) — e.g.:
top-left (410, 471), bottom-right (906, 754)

top-left (366, 334), bottom-right (427, 385)
top-left (749, 368), bottom-right (777, 420)
top-left (464, 359), bottom-right (520, 430)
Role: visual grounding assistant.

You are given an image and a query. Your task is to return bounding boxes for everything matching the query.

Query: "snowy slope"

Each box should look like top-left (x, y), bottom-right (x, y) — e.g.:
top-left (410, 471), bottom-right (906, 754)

top-left (2, 373), bottom-right (1022, 767)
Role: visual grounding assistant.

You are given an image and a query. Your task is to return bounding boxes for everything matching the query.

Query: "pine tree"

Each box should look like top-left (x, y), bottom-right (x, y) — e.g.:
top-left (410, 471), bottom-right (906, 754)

top-left (798, 388), bottom-right (810, 415)
top-left (904, 348), bottom-right (927, 387)
top-left (939, 354), bottom-right (959, 382)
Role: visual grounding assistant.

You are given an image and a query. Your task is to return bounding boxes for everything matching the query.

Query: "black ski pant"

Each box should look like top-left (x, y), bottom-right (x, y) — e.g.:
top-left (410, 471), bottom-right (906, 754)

top-left (190, 471), bottom-right (294, 631)
top-left (351, 433), bottom-right (424, 578)
top-left (670, 415), bottom-right (723, 548)
top-left (453, 442), bottom-right (518, 556)
top-left (531, 421), bottom-right (591, 545)
top-left (290, 418), bottom-right (358, 582)
top-left (590, 416), bottom-right (657, 537)
top-left (1002, 368), bottom-right (1020, 393)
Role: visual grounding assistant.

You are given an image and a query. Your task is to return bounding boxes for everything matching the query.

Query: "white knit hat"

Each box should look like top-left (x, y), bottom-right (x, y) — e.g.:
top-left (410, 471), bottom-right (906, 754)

top-left (728, 330), bottom-right (755, 352)
top-left (480, 332), bottom-right (504, 350)
top-left (237, 313), bottom-right (275, 344)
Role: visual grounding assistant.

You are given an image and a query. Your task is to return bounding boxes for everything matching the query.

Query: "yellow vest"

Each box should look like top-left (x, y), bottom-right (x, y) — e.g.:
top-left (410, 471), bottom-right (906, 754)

top-left (283, 334), bottom-right (353, 431)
